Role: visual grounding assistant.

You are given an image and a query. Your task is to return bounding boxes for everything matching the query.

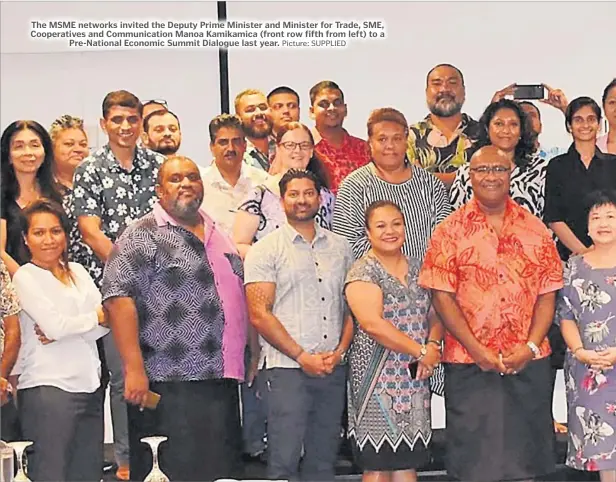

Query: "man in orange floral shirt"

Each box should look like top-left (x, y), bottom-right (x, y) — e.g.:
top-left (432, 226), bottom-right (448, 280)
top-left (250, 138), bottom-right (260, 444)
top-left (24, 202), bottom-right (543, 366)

top-left (418, 145), bottom-right (563, 482)
top-left (309, 80), bottom-right (370, 193)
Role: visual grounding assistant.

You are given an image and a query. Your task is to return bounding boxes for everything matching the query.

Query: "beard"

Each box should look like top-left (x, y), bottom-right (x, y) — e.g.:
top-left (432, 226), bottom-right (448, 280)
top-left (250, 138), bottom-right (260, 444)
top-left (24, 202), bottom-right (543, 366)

top-left (170, 195), bottom-right (202, 219)
top-left (243, 116), bottom-right (273, 139)
top-left (155, 143), bottom-right (180, 156)
top-left (428, 95), bottom-right (463, 117)
top-left (286, 204), bottom-right (319, 223)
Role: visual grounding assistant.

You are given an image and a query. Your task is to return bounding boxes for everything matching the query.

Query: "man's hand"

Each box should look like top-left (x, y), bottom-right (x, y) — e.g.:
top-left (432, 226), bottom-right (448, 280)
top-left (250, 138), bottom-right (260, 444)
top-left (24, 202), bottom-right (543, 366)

top-left (322, 350), bottom-right (344, 374)
top-left (416, 344), bottom-right (441, 379)
top-left (124, 367), bottom-right (149, 408)
top-left (471, 346), bottom-right (507, 373)
top-left (34, 324), bottom-right (54, 345)
top-left (0, 376), bottom-right (10, 406)
top-left (297, 351), bottom-right (328, 377)
top-left (501, 344), bottom-right (534, 374)
top-left (491, 83), bottom-right (517, 103)
top-left (246, 354), bottom-right (261, 388)
top-left (540, 84), bottom-right (569, 113)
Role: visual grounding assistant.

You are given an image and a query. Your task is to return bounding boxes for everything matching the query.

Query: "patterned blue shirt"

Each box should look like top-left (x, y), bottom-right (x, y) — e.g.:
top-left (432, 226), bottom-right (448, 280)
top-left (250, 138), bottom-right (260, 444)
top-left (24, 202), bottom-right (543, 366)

top-left (70, 144), bottom-right (165, 286)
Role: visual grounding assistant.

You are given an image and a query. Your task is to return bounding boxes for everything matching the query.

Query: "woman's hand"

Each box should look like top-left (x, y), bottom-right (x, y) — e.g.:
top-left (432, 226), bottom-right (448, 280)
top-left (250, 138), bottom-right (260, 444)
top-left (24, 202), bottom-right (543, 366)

top-left (595, 348), bottom-right (616, 368)
top-left (416, 344), bottom-right (441, 379)
top-left (34, 324), bottom-right (54, 345)
top-left (575, 348), bottom-right (612, 369)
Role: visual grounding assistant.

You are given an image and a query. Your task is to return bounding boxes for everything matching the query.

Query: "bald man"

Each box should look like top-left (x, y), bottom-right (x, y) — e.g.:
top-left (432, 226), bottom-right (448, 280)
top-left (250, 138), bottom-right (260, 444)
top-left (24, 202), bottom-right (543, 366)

top-left (419, 146), bottom-right (564, 481)
top-left (102, 156), bottom-right (248, 481)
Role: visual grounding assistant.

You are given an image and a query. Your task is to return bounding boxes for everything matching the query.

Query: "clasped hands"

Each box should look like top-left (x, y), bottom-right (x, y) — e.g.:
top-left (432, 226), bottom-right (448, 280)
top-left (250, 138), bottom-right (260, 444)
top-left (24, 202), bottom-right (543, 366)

top-left (473, 344), bottom-right (534, 375)
top-left (297, 350), bottom-right (343, 377)
top-left (414, 344), bottom-right (442, 380)
top-left (575, 347), bottom-right (616, 371)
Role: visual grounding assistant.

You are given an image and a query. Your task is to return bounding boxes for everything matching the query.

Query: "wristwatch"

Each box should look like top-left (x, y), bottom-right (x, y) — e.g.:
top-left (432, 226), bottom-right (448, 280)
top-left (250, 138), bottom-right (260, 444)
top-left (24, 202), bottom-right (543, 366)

top-left (417, 344), bottom-right (427, 361)
top-left (526, 341), bottom-right (540, 359)
top-left (427, 339), bottom-right (443, 352)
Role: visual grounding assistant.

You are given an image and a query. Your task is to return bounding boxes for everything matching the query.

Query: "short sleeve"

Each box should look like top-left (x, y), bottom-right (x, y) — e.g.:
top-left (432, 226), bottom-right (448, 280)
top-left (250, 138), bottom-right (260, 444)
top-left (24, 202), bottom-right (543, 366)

top-left (555, 256), bottom-right (577, 324)
top-left (101, 224), bottom-right (154, 302)
top-left (431, 174), bottom-right (453, 224)
top-left (417, 221), bottom-right (458, 293)
top-left (237, 185), bottom-right (265, 216)
top-left (345, 255), bottom-right (382, 287)
top-left (244, 236), bottom-right (277, 284)
top-left (537, 231), bottom-right (565, 295)
top-left (449, 164), bottom-right (472, 210)
top-left (0, 260), bottom-right (20, 317)
top-left (72, 159), bottom-right (104, 219)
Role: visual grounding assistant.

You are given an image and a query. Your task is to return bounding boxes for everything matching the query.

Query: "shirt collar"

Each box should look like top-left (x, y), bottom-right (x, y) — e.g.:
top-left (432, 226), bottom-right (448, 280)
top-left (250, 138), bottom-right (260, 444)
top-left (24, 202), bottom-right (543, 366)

top-left (281, 221), bottom-right (327, 245)
top-left (566, 142), bottom-right (610, 162)
top-left (468, 196), bottom-right (521, 225)
top-left (101, 144), bottom-right (155, 173)
top-left (314, 128), bottom-right (351, 148)
top-left (423, 112), bottom-right (472, 132)
top-left (203, 162), bottom-right (251, 188)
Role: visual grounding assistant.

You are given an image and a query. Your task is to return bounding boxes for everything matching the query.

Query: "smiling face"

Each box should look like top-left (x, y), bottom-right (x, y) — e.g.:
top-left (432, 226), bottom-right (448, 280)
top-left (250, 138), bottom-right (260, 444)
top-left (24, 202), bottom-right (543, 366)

top-left (53, 127), bottom-right (89, 173)
top-left (568, 105), bottom-right (601, 142)
top-left (100, 105), bottom-right (142, 150)
top-left (236, 93), bottom-right (273, 139)
top-left (281, 177), bottom-right (320, 223)
top-left (588, 202), bottom-right (616, 247)
top-left (9, 128), bottom-right (46, 175)
top-left (24, 211), bottom-right (67, 267)
top-left (488, 108), bottom-right (521, 154)
top-left (156, 157), bottom-right (204, 221)
top-left (469, 145), bottom-right (512, 210)
top-left (366, 204), bottom-right (405, 255)
top-left (426, 65), bottom-right (465, 118)
top-left (310, 88), bottom-right (347, 130)
top-left (278, 127), bottom-right (314, 171)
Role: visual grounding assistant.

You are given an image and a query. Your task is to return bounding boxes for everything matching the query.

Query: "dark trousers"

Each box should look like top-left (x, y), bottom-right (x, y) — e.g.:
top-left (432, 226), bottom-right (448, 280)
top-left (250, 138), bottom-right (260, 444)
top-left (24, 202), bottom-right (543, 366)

top-left (18, 385), bottom-right (104, 482)
top-left (127, 379), bottom-right (242, 482)
top-left (0, 397), bottom-right (21, 441)
top-left (264, 366), bottom-right (346, 481)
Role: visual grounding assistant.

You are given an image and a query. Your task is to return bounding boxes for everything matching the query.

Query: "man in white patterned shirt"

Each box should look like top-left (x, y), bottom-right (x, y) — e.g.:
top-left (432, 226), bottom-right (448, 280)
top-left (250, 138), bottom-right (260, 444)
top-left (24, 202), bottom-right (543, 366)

top-left (200, 114), bottom-right (269, 237)
top-left (244, 169), bottom-right (354, 481)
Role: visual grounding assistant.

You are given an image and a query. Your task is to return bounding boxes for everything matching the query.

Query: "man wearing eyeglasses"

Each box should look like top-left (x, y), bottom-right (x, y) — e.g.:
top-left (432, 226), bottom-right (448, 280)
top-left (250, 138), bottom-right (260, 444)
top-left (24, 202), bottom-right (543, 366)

top-left (71, 90), bottom-right (165, 481)
top-left (418, 145), bottom-right (563, 482)
top-left (309, 81), bottom-right (370, 194)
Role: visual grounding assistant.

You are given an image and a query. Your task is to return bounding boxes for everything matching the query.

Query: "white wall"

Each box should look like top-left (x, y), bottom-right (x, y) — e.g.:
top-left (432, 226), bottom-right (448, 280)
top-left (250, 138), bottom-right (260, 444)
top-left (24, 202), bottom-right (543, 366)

top-left (227, 1), bottom-right (615, 149)
top-left (0, 1), bottom-right (221, 166)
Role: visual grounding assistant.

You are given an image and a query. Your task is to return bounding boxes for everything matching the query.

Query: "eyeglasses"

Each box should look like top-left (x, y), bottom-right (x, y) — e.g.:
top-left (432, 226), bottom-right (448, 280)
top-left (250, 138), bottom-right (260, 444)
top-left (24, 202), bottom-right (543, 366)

top-left (143, 99), bottom-right (168, 107)
top-left (280, 141), bottom-right (313, 151)
top-left (469, 165), bottom-right (511, 176)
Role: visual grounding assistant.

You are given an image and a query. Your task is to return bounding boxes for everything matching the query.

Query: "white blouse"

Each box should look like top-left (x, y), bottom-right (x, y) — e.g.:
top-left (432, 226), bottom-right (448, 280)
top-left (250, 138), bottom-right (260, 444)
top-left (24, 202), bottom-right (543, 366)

top-left (11, 262), bottom-right (109, 393)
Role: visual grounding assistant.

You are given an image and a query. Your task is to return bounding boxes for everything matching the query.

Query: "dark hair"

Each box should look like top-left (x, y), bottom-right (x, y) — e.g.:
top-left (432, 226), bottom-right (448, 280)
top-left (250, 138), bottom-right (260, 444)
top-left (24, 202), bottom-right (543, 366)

top-left (565, 96), bottom-right (602, 133)
top-left (1, 120), bottom-right (63, 208)
top-left (426, 63), bottom-right (465, 87)
top-left (602, 79), bottom-right (616, 106)
top-left (517, 101), bottom-right (542, 121)
top-left (143, 109), bottom-right (181, 133)
top-left (21, 198), bottom-right (73, 279)
top-left (364, 200), bottom-right (404, 229)
top-left (309, 80), bottom-right (344, 106)
top-left (478, 99), bottom-right (535, 168)
top-left (102, 90), bottom-right (143, 119)
top-left (276, 122), bottom-right (331, 189)
top-left (268, 86), bottom-right (300, 106)
top-left (279, 168), bottom-right (322, 197)
top-left (208, 114), bottom-right (244, 143)
top-left (367, 108), bottom-right (409, 138)
top-left (584, 189), bottom-right (616, 220)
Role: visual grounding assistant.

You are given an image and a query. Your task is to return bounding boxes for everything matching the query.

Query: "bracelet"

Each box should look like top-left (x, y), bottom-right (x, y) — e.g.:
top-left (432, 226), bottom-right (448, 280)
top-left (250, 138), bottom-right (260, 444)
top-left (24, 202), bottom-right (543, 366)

top-left (427, 339), bottom-right (443, 352)
top-left (573, 346), bottom-right (584, 355)
top-left (293, 348), bottom-right (305, 361)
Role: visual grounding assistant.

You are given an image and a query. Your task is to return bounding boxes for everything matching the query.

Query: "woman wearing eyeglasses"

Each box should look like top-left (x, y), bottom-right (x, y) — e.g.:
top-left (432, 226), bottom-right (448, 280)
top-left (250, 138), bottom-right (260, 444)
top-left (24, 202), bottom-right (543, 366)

top-left (232, 121), bottom-right (334, 259)
top-left (450, 99), bottom-right (547, 219)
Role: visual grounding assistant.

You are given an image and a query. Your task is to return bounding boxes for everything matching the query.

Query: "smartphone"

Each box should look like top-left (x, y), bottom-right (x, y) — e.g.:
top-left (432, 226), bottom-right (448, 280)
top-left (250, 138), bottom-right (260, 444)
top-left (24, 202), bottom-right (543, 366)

top-left (514, 84), bottom-right (545, 100)
top-left (407, 362), bottom-right (419, 379)
top-left (143, 390), bottom-right (161, 410)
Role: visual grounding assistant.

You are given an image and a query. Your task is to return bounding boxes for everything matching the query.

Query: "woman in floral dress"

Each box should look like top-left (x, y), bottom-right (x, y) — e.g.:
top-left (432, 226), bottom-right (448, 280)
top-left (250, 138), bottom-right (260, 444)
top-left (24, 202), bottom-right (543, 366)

top-left (345, 200), bottom-right (443, 482)
top-left (557, 189), bottom-right (616, 480)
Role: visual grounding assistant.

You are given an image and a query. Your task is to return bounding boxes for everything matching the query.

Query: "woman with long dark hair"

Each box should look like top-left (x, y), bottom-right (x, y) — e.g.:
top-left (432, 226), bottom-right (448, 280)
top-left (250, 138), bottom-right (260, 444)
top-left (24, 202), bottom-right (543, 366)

top-left (1, 120), bottom-right (62, 276)
top-left (450, 98), bottom-right (548, 218)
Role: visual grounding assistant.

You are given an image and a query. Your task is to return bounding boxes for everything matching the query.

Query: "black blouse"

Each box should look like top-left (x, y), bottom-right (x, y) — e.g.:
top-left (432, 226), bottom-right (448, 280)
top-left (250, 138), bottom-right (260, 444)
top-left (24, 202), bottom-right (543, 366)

top-left (544, 144), bottom-right (616, 260)
top-left (0, 197), bottom-right (29, 265)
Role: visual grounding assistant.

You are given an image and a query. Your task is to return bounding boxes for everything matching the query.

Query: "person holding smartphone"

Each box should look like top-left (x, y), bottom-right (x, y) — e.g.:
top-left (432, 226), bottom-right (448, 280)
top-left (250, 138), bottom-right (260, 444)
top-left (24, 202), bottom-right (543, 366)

top-left (344, 200), bottom-right (442, 482)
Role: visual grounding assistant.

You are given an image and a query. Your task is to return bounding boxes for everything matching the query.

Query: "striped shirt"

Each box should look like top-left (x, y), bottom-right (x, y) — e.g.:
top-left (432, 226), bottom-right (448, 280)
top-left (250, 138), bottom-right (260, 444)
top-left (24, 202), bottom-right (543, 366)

top-left (332, 162), bottom-right (452, 262)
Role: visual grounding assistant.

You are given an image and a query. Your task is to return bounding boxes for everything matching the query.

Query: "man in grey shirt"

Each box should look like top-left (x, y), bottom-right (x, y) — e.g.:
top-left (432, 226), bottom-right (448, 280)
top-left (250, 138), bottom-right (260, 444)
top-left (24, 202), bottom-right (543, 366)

top-left (244, 169), bottom-right (354, 481)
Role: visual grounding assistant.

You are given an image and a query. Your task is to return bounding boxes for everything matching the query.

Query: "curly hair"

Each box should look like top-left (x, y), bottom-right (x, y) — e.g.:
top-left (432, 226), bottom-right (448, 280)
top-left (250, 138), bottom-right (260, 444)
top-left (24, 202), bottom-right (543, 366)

top-left (477, 99), bottom-right (535, 169)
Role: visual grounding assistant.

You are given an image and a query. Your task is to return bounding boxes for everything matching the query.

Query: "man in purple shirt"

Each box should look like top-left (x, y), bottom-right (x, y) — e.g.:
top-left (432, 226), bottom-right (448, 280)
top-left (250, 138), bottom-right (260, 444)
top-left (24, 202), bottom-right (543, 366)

top-left (102, 155), bottom-right (247, 481)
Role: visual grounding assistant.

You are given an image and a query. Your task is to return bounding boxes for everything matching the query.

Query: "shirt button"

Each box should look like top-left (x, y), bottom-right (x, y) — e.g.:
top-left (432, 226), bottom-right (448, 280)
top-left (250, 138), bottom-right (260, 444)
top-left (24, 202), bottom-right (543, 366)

top-left (315, 262), bottom-right (319, 266)
top-left (321, 297), bottom-right (325, 301)
top-left (323, 316), bottom-right (327, 320)
top-left (501, 298), bottom-right (505, 302)
top-left (323, 334), bottom-right (328, 339)
top-left (318, 278), bottom-right (322, 282)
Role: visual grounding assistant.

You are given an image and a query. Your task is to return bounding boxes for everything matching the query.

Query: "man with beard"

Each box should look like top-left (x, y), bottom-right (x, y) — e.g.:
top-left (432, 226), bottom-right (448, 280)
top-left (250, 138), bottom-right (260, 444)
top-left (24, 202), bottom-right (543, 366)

top-left (407, 64), bottom-right (482, 188)
top-left (141, 110), bottom-right (182, 156)
top-left (235, 89), bottom-right (276, 171)
top-left (309, 80), bottom-right (370, 193)
top-left (102, 155), bottom-right (247, 481)
top-left (244, 169), bottom-right (354, 481)
top-left (267, 86), bottom-right (301, 138)
top-left (200, 114), bottom-right (269, 236)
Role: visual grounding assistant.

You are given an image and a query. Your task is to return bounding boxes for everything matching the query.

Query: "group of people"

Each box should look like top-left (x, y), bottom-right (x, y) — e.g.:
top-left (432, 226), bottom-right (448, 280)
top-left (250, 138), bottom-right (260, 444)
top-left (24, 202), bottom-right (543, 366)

top-left (0, 63), bottom-right (616, 482)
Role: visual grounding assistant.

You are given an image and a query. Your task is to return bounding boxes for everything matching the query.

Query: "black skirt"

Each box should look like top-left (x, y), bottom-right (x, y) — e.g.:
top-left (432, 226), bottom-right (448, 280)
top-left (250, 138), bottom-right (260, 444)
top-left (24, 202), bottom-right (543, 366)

top-left (444, 358), bottom-right (556, 482)
top-left (352, 437), bottom-right (431, 472)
